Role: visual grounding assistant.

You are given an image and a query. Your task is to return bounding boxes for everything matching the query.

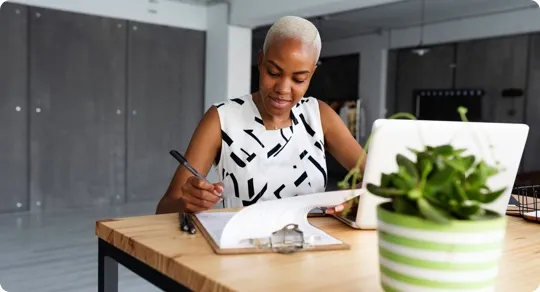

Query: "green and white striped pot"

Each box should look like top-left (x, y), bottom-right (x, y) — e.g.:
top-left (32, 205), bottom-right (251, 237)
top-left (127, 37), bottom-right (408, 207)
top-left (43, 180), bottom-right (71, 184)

top-left (376, 202), bottom-right (507, 292)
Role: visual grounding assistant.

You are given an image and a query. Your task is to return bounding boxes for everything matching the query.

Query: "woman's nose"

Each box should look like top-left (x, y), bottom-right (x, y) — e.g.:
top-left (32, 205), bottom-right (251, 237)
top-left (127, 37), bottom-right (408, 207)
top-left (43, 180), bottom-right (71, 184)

top-left (274, 78), bottom-right (292, 95)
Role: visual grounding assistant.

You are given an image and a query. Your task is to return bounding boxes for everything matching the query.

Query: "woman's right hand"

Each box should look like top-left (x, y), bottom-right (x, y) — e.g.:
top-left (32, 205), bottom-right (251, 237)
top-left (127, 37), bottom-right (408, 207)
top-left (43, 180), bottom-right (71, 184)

top-left (180, 176), bottom-right (224, 213)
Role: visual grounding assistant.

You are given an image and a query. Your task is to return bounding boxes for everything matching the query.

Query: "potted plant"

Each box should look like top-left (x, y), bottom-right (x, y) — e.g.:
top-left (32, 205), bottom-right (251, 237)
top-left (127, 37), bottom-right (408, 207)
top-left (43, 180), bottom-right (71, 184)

top-left (340, 107), bottom-right (508, 292)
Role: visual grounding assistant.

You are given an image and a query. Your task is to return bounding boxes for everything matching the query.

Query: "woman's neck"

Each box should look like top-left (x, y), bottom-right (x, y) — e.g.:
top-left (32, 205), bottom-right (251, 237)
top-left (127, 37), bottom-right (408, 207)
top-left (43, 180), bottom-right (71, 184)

top-left (253, 92), bottom-right (291, 124)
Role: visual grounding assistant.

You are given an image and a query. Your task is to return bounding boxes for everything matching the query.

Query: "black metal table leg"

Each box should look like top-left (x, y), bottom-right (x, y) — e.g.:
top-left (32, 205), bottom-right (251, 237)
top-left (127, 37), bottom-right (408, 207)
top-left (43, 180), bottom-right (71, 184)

top-left (99, 238), bottom-right (118, 292)
top-left (97, 238), bottom-right (191, 291)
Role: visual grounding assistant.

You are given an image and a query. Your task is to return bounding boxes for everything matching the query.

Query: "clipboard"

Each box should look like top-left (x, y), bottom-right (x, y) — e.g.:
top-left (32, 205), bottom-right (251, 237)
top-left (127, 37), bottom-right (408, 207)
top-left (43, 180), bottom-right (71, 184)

top-left (190, 212), bottom-right (350, 255)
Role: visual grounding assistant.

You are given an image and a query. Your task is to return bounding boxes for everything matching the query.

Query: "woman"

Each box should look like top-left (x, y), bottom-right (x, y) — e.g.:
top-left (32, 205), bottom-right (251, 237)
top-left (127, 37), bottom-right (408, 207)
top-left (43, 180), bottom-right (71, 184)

top-left (156, 16), bottom-right (366, 214)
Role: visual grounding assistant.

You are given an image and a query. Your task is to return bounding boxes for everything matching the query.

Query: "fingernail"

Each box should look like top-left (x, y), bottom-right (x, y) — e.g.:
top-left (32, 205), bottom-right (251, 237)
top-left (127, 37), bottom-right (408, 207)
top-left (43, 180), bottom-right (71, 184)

top-left (335, 205), bottom-right (344, 212)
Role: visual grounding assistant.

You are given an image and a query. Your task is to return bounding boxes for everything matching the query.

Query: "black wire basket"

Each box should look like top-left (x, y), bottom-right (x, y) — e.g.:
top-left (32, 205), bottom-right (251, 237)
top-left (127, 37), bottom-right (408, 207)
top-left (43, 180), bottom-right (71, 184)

top-left (508, 185), bottom-right (540, 223)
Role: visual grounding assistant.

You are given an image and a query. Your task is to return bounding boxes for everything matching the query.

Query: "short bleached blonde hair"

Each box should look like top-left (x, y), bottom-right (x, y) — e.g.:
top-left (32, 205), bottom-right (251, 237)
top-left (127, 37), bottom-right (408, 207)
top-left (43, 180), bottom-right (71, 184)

top-left (262, 16), bottom-right (322, 62)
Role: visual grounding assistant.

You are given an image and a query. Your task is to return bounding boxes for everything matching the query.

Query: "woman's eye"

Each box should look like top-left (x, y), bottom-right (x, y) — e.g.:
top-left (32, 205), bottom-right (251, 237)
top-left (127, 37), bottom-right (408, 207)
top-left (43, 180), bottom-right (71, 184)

top-left (294, 79), bottom-right (305, 84)
top-left (267, 69), bottom-right (279, 76)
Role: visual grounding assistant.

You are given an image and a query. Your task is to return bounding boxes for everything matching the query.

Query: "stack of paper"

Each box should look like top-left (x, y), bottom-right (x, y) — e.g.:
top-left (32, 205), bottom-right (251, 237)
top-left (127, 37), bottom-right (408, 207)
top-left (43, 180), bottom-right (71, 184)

top-left (194, 189), bottom-right (363, 250)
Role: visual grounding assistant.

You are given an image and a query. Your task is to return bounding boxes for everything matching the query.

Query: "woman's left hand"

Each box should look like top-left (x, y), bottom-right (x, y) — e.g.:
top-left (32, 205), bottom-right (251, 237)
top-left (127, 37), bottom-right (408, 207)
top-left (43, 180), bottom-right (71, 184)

top-left (324, 204), bottom-right (344, 215)
top-left (324, 183), bottom-right (362, 215)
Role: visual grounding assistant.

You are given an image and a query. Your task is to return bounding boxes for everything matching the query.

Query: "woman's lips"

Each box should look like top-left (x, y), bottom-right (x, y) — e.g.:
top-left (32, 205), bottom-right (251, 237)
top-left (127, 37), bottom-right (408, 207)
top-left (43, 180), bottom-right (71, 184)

top-left (268, 97), bottom-right (291, 109)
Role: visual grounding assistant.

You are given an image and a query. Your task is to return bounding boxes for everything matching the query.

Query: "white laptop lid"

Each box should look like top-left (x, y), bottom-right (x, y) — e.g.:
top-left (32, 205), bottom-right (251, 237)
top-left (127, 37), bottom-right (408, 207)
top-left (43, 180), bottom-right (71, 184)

top-left (354, 119), bottom-right (529, 229)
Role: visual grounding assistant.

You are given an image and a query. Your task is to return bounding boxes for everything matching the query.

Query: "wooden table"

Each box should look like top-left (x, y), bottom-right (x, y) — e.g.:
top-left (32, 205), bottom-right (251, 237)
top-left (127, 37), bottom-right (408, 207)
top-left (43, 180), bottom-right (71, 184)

top-left (96, 211), bottom-right (540, 292)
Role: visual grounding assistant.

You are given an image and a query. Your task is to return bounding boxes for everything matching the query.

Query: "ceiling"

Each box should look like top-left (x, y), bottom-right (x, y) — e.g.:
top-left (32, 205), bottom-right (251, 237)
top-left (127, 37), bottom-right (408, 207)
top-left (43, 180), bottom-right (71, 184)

top-left (252, 0), bottom-right (537, 44)
top-left (166, 0), bottom-right (228, 5)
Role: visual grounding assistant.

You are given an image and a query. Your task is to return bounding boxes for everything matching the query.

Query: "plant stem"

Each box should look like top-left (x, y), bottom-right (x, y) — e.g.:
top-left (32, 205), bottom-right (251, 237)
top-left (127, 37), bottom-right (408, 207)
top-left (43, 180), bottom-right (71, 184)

top-left (339, 112), bottom-right (417, 189)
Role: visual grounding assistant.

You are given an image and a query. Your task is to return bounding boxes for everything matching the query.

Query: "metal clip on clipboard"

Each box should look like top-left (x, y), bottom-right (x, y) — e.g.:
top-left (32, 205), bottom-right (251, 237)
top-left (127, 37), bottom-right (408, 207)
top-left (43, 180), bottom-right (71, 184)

top-left (248, 224), bottom-right (313, 254)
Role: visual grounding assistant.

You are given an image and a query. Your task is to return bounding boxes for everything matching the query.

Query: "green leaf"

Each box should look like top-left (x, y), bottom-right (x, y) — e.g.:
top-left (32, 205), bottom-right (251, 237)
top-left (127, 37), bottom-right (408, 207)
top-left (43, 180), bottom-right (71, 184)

top-left (407, 189), bottom-right (422, 200)
top-left (398, 166), bottom-right (417, 189)
top-left (366, 183), bottom-right (406, 198)
top-left (423, 192), bottom-right (446, 209)
top-left (422, 184), bottom-right (437, 197)
top-left (380, 173), bottom-right (392, 188)
top-left (462, 155), bottom-right (476, 171)
top-left (466, 172), bottom-right (483, 189)
top-left (390, 174), bottom-right (412, 190)
top-left (449, 199), bottom-right (458, 209)
top-left (433, 145), bottom-right (454, 156)
top-left (485, 165), bottom-right (500, 177)
top-left (454, 148), bottom-right (467, 155)
top-left (479, 187), bottom-right (507, 203)
top-left (445, 159), bottom-right (468, 174)
top-left (427, 167), bottom-right (454, 188)
top-left (435, 156), bottom-right (446, 169)
top-left (396, 154), bottom-right (419, 182)
top-left (453, 200), bottom-right (483, 219)
top-left (407, 147), bottom-right (421, 155)
top-left (417, 198), bottom-right (451, 224)
top-left (464, 188), bottom-right (482, 202)
top-left (417, 155), bottom-right (434, 181)
top-left (451, 181), bottom-right (468, 201)
top-left (392, 196), bottom-right (419, 216)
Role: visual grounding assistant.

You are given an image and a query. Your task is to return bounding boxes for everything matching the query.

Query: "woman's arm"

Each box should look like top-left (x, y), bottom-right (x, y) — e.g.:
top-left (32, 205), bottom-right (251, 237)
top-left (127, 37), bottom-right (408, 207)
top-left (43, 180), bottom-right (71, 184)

top-left (155, 106), bottom-right (222, 214)
top-left (319, 100), bottom-right (367, 174)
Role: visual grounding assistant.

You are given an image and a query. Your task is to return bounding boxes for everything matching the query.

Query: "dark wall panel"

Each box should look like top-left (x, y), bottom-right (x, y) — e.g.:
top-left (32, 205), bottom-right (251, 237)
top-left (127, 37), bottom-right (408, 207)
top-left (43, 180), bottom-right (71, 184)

top-left (455, 35), bottom-right (528, 123)
top-left (395, 45), bottom-right (455, 115)
top-left (29, 8), bottom-right (127, 211)
top-left (126, 22), bottom-right (205, 202)
top-left (0, 3), bottom-right (29, 213)
top-left (385, 50), bottom-right (398, 117)
top-left (305, 53), bottom-right (360, 101)
top-left (524, 34), bottom-right (540, 173)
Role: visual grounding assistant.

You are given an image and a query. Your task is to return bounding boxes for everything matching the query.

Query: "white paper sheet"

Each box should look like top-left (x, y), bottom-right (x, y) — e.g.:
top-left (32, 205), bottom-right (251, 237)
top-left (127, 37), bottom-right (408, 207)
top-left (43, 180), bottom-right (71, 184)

top-left (205, 189), bottom-right (363, 249)
top-left (194, 212), bottom-right (237, 245)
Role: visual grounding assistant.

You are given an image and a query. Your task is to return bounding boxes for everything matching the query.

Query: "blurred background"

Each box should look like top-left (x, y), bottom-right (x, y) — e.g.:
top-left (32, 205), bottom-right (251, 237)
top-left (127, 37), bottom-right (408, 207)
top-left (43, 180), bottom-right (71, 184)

top-left (1, 0), bottom-right (539, 291)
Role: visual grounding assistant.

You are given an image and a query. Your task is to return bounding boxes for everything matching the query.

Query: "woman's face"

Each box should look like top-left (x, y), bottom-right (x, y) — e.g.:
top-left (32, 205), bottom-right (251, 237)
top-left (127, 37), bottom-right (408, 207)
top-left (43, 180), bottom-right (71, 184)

top-left (257, 38), bottom-right (318, 117)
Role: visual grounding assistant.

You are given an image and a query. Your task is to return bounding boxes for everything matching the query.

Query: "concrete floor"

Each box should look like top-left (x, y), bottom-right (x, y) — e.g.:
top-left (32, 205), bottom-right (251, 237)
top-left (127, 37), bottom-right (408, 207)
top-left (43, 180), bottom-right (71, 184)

top-left (0, 201), bottom-right (162, 292)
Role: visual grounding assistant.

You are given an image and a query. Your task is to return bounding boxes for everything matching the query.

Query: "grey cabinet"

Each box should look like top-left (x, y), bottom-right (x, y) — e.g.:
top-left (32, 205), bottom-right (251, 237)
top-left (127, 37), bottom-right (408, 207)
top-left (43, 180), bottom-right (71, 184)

top-left (29, 7), bottom-right (127, 210)
top-left (126, 22), bottom-right (206, 202)
top-left (0, 4), bottom-right (208, 214)
top-left (0, 3), bottom-right (29, 213)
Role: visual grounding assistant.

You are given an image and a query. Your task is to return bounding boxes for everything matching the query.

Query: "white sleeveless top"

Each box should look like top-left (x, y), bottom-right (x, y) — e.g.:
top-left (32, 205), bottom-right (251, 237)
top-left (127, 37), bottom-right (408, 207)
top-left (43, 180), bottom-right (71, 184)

top-left (212, 94), bottom-right (328, 208)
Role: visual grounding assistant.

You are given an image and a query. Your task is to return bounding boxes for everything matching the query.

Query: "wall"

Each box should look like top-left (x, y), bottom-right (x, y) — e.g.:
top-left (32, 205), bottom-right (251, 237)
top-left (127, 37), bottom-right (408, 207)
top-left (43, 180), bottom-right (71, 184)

top-left (321, 7), bottom-right (540, 55)
top-left (227, 26), bottom-right (252, 99)
top-left (8, 0), bottom-right (406, 30)
top-left (205, 4), bottom-right (229, 110)
top-left (388, 34), bottom-right (540, 173)
top-left (8, 0), bottom-right (208, 30)
top-left (0, 2), bottom-right (206, 213)
top-left (205, 4), bottom-right (252, 110)
top-left (229, 0), bottom-right (405, 28)
top-left (320, 8), bottom-right (540, 173)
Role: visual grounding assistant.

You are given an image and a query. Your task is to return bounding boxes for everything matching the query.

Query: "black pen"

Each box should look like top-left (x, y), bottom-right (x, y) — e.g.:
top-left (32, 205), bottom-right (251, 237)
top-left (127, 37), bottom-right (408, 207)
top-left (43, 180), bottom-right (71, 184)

top-left (169, 149), bottom-right (224, 208)
top-left (169, 150), bottom-right (208, 182)
top-left (179, 213), bottom-right (189, 232)
top-left (185, 214), bottom-right (196, 234)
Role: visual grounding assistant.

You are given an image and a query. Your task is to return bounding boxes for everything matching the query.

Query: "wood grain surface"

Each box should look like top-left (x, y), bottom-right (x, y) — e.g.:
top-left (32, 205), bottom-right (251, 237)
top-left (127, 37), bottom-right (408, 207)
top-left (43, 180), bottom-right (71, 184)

top-left (96, 210), bottom-right (540, 292)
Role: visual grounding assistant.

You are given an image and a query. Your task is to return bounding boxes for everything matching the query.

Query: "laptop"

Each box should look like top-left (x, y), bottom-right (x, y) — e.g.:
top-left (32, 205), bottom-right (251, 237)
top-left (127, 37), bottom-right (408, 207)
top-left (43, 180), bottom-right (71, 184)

top-left (334, 119), bottom-right (530, 230)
